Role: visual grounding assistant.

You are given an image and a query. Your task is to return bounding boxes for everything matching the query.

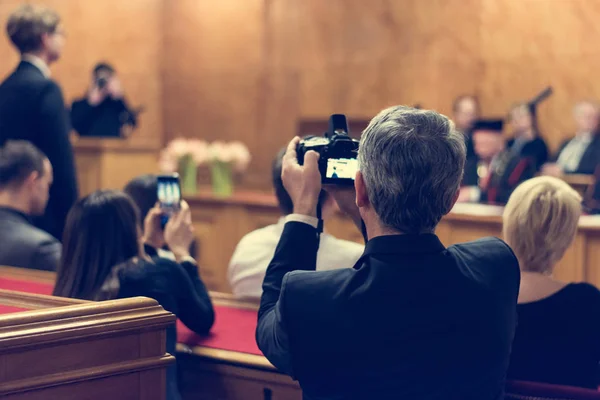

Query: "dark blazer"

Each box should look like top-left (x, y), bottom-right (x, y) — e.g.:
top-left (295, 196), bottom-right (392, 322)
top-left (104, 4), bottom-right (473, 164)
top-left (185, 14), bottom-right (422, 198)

top-left (0, 61), bottom-right (78, 240)
top-left (507, 136), bottom-right (549, 171)
top-left (257, 222), bottom-right (520, 400)
top-left (483, 151), bottom-right (537, 205)
top-left (0, 207), bottom-right (61, 271)
top-left (71, 97), bottom-right (137, 137)
top-left (554, 134), bottom-right (600, 175)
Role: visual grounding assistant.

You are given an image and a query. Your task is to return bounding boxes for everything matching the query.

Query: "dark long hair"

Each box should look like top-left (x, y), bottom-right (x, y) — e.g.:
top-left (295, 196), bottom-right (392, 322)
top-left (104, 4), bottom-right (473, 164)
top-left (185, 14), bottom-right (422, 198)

top-left (53, 190), bottom-right (141, 300)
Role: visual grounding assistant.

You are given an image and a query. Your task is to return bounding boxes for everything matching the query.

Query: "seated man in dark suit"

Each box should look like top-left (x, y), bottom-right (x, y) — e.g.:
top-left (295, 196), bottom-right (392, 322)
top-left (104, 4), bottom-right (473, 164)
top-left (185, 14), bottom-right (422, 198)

top-left (257, 106), bottom-right (520, 400)
top-left (0, 141), bottom-right (60, 271)
top-left (542, 101), bottom-right (600, 176)
top-left (0, 4), bottom-right (78, 240)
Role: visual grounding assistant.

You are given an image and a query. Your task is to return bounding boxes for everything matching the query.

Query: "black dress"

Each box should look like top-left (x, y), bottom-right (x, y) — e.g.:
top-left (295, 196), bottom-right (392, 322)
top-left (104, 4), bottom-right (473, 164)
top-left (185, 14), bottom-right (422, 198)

top-left (507, 283), bottom-right (600, 388)
top-left (100, 256), bottom-right (215, 400)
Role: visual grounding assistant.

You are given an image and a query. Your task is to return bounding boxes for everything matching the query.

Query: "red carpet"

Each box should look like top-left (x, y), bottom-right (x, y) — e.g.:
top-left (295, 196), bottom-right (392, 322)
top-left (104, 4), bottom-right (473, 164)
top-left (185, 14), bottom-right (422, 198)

top-left (177, 305), bottom-right (261, 355)
top-left (0, 277), bottom-right (262, 355)
top-left (0, 304), bottom-right (29, 314)
top-left (0, 277), bottom-right (53, 295)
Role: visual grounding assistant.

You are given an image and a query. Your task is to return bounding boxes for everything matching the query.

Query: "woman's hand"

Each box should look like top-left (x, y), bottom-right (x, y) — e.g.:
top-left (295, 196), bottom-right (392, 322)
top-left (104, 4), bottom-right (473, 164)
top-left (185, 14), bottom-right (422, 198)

top-left (164, 200), bottom-right (195, 262)
top-left (142, 205), bottom-right (165, 249)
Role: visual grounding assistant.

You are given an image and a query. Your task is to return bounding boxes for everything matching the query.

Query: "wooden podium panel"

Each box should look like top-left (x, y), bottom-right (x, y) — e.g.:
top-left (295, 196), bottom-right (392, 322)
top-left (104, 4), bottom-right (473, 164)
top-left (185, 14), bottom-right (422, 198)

top-left (186, 192), bottom-right (600, 292)
top-left (0, 290), bottom-right (175, 400)
top-left (73, 137), bottom-right (160, 196)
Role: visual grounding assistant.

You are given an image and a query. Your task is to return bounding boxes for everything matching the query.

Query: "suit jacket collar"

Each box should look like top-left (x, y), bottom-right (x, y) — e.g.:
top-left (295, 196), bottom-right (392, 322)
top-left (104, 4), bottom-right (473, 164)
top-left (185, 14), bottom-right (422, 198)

top-left (363, 233), bottom-right (445, 257)
top-left (0, 206), bottom-right (32, 224)
top-left (18, 58), bottom-right (49, 79)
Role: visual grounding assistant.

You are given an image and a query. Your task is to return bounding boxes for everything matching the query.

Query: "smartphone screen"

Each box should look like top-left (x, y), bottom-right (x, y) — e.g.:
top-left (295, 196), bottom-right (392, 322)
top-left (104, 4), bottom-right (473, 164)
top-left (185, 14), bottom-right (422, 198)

top-left (157, 174), bottom-right (181, 227)
top-left (324, 158), bottom-right (358, 184)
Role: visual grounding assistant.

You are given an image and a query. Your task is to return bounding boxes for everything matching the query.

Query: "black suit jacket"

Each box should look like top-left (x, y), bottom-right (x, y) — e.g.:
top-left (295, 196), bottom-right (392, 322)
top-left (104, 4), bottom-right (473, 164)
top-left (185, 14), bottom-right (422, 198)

top-left (71, 97), bottom-right (137, 137)
top-left (554, 134), bottom-right (600, 175)
top-left (0, 208), bottom-right (61, 271)
top-left (0, 61), bottom-right (78, 240)
top-left (257, 222), bottom-right (520, 400)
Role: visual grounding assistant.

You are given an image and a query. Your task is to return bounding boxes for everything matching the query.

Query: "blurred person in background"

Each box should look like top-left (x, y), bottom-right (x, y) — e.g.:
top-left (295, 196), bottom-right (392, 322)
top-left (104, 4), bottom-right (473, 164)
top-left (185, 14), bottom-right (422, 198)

top-left (506, 102), bottom-right (549, 171)
top-left (452, 95), bottom-right (480, 162)
top-left (228, 148), bottom-right (363, 300)
top-left (0, 141), bottom-right (59, 271)
top-left (0, 4), bottom-right (78, 240)
top-left (503, 177), bottom-right (600, 388)
top-left (543, 101), bottom-right (600, 176)
top-left (54, 191), bottom-right (214, 400)
top-left (71, 62), bottom-right (138, 138)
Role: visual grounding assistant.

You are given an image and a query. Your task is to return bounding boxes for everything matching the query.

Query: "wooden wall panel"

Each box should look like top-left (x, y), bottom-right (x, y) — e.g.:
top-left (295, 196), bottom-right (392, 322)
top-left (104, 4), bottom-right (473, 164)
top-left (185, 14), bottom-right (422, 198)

top-left (0, 0), bottom-right (164, 148)
top-left (163, 0), bottom-right (600, 191)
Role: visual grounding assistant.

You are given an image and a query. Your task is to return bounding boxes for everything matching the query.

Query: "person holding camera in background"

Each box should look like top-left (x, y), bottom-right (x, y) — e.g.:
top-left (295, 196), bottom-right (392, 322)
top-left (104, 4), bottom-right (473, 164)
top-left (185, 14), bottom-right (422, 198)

top-left (257, 106), bottom-right (520, 400)
top-left (71, 63), bottom-right (137, 138)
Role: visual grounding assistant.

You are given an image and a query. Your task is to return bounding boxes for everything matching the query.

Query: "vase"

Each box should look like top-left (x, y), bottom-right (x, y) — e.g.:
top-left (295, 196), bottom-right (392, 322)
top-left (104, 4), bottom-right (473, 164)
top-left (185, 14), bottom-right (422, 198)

top-left (179, 155), bottom-right (198, 195)
top-left (211, 161), bottom-right (234, 197)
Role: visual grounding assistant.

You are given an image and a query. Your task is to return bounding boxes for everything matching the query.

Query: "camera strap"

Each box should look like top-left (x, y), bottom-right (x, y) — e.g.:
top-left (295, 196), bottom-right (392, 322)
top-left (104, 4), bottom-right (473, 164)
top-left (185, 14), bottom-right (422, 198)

top-left (316, 202), bottom-right (324, 239)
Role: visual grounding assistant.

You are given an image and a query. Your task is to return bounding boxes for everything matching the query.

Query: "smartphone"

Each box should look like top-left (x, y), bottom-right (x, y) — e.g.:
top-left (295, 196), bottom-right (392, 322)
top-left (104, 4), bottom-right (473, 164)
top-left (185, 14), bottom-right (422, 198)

top-left (157, 173), bottom-right (181, 228)
top-left (323, 157), bottom-right (359, 186)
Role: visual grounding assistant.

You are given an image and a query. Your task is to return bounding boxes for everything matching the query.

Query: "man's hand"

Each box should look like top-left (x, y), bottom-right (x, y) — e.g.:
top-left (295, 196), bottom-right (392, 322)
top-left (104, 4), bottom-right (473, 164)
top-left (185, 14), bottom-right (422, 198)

top-left (282, 137), bottom-right (322, 218)
top-left (87, 85), bottom-right (106, 106)
top-left (107, 76), bottom-right (124, 99)
top-left (541, 163), bottom-right (563, 177)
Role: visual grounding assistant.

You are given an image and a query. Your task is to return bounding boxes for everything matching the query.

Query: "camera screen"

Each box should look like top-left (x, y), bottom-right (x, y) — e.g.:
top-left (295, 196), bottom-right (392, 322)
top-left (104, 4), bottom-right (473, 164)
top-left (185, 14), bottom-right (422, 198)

top-left (157, 177), bottom-right (181, 209)
top-left (326, 158), bottom-right (358, 180)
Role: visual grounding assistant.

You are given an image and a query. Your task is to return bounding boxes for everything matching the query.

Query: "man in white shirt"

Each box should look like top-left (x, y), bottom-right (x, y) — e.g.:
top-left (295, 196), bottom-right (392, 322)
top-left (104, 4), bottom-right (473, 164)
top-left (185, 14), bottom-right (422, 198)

top-left (543, 101), bottom-right (600, 176)
top-left (228, 149), bottom-right (364, 299)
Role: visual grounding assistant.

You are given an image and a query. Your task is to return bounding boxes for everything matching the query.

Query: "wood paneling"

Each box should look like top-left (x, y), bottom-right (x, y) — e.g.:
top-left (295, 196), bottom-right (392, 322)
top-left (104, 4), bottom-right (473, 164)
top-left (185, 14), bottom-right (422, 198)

top-left (0, 0), bottom-right (164, 148)
top-left (163, 0), bottom-right (600, 190)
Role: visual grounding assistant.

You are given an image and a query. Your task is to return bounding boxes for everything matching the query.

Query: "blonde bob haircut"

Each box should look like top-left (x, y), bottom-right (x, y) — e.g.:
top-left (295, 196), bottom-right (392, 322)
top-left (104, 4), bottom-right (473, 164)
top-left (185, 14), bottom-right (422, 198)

top-left (503, 177), bottom-right (581, 274)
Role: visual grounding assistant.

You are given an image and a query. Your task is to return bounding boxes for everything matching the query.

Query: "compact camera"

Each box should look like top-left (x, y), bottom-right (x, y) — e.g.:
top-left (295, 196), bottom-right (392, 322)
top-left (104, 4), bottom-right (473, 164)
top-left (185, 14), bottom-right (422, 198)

top-left (297, 114), bottom-right (359, 186)
top-left (96, 76), bottom-right (108, 90)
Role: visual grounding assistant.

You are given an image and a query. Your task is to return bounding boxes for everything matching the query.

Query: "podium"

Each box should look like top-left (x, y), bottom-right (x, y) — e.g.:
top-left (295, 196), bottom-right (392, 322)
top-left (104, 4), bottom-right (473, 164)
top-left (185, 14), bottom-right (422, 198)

top-left (72, 137), bottom-right (161, 196)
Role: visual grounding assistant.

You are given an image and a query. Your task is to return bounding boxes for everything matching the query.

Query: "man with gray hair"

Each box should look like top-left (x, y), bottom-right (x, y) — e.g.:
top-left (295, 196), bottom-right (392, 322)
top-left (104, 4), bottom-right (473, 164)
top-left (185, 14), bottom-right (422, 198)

top-left (542, 100), bottom-right (600, 176)
top-left (257, 106), bottom-right (520, 399)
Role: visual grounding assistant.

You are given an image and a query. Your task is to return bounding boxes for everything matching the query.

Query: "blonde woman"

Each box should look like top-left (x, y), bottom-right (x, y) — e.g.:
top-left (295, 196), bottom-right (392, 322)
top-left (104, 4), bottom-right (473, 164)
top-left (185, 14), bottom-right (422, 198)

top-left (503, 177), bottom-right (600, 388)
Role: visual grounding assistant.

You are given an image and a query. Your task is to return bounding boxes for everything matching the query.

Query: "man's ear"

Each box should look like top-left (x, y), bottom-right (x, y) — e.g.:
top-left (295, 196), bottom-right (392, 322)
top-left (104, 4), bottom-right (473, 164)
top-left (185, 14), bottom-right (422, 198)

top-left (355, 171), bottom-right (370, 208)
top-left (448, 188), bottom-right (460, 213)
top-left (24, 171), bottom-right (40, 188)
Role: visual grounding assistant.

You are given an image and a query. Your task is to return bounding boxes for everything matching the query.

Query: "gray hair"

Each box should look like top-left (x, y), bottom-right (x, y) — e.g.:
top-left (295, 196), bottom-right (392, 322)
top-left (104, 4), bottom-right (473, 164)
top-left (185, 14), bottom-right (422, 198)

top-left (358, 106), bottom-right (466, 234)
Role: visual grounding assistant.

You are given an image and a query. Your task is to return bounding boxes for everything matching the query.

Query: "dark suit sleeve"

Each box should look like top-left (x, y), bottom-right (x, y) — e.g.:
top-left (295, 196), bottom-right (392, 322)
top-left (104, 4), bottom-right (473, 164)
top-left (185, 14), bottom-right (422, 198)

top-left (38, 82), bottom-right (79, 239)
top-left (256, 221), bottom-right (319, 375)
top-left (31, 240), bottom-right (61, 272)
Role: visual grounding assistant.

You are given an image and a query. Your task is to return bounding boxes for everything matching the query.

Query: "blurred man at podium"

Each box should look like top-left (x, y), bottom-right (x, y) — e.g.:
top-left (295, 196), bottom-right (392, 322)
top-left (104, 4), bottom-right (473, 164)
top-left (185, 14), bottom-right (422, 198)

top-left (0, 4), bottom-right (78, 241)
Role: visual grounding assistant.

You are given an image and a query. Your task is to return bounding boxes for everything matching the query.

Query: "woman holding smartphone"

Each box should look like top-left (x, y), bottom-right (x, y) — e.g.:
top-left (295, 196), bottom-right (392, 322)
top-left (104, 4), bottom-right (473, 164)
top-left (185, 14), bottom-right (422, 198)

top-left (54, 190), bottom-right (214, 400)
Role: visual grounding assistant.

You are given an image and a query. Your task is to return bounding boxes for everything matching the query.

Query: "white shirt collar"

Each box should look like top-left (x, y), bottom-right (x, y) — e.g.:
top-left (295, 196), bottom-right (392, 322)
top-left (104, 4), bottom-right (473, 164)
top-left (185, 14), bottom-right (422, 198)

top-left (576, 131), bottom-right (593, 142)
top-left (21, 54), bottom-right (51, 78)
